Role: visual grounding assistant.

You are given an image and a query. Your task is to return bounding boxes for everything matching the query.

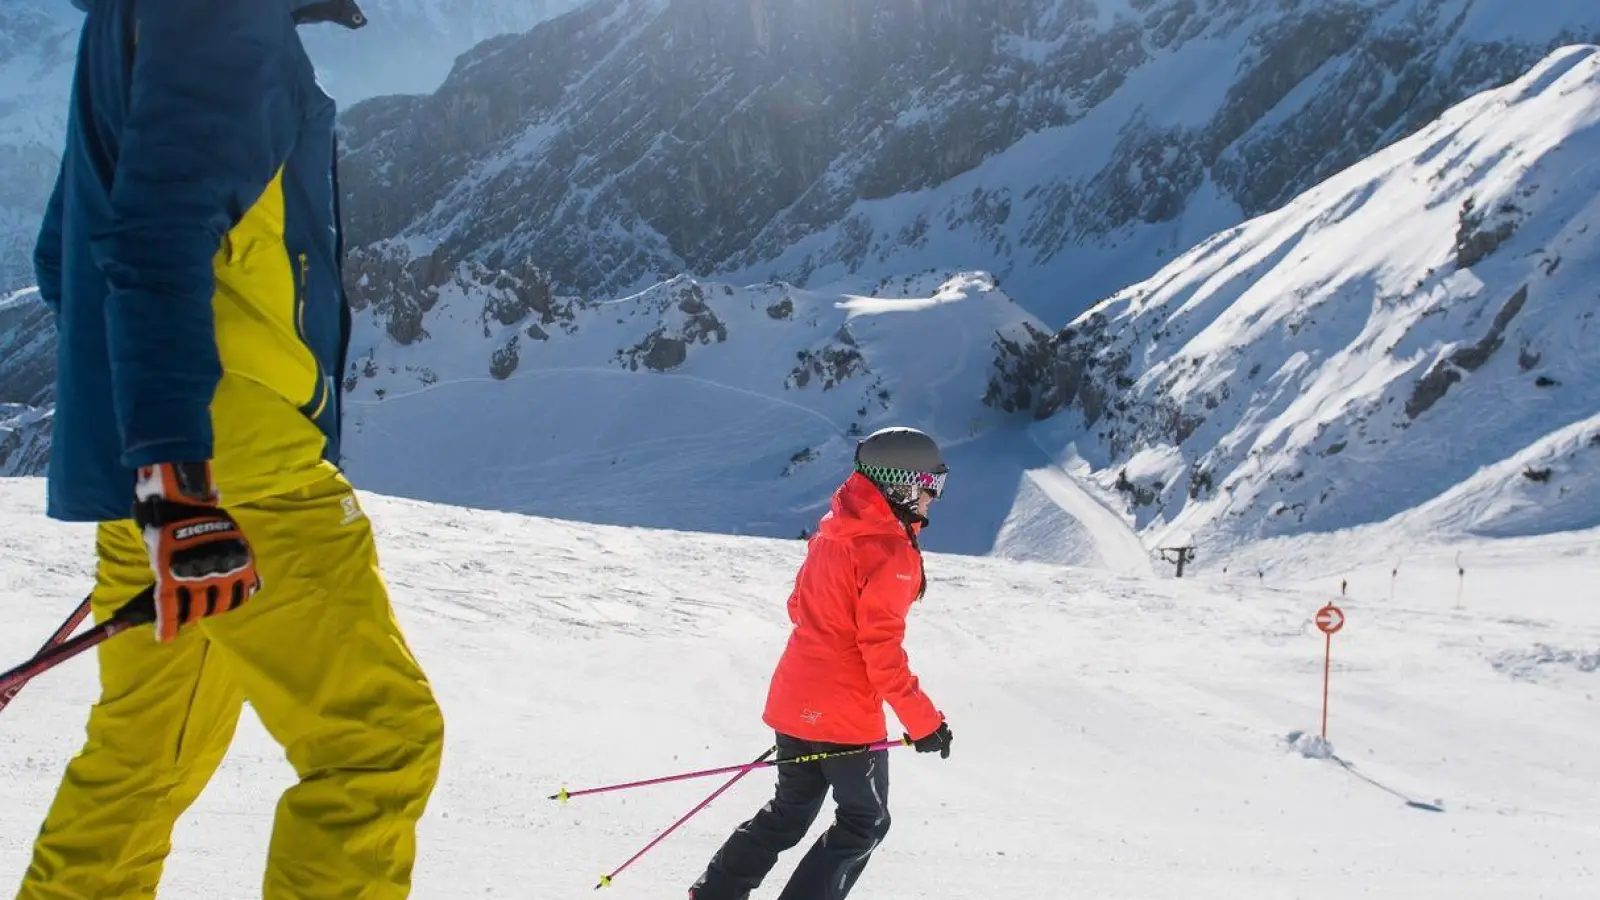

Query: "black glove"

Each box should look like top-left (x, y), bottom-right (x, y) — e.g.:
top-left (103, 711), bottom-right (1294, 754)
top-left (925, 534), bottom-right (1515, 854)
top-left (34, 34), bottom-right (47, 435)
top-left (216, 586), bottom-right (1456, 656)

top-left (906, 721), bottom-right (952, 759)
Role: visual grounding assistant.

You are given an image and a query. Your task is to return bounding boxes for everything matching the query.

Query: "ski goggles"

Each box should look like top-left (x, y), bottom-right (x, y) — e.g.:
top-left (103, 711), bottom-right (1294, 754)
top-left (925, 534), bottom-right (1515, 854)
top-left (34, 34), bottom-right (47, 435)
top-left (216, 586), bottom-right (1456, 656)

top-left (856, 463), bottom-right (949, 498)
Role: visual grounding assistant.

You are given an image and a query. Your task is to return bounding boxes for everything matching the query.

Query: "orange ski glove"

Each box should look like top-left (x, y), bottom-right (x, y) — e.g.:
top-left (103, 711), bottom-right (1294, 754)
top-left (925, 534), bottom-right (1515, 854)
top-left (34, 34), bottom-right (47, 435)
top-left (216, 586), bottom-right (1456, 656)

top-left (132, 461), bottom-right (261, 642)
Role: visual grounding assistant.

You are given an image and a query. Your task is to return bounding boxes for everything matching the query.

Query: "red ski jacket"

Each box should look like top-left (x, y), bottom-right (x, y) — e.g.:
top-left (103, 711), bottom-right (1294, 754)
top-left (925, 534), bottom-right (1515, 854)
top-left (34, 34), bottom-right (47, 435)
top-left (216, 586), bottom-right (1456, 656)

top-left (763, 472), bottom-right (944, 745)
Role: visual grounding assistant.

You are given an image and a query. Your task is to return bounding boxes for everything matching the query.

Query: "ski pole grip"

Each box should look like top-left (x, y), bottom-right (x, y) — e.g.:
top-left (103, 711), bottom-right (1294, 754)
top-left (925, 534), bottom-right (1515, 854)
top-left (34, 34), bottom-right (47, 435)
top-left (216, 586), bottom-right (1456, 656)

top-left (112, 587), bottom-right (157, 627)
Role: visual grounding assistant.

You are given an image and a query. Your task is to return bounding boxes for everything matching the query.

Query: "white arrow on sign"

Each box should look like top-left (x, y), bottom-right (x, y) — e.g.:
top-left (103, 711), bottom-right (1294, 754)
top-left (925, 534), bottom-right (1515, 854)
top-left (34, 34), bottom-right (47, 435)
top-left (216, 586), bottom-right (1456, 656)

top-left (1316, 605), bottom-right (1345, 634)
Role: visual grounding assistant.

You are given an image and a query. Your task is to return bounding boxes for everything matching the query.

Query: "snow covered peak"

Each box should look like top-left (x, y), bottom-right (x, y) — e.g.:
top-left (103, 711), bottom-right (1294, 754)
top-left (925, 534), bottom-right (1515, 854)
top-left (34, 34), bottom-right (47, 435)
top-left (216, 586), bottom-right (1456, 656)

top-left (1005, 43), bottom-right (1600, 559)
top-left (336, 0), bottom-right (1600, 323)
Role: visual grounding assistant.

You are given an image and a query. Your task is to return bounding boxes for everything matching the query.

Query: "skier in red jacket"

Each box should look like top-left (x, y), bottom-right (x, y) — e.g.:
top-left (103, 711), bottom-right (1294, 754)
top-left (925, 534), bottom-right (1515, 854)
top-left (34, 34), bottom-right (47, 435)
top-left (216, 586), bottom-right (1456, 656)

top-left (690, 426), bottom-right (954, 900)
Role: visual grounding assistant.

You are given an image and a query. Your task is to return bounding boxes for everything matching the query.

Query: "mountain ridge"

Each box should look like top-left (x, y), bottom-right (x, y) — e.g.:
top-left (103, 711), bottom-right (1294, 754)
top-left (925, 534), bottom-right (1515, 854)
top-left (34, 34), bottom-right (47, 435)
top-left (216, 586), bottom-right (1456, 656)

top-left (3, 5), bottom-right (1599, 573)
top-left (996, 42), bottom-right (1600, 558)
top-left (337, 0), bottom-right (1600, 324)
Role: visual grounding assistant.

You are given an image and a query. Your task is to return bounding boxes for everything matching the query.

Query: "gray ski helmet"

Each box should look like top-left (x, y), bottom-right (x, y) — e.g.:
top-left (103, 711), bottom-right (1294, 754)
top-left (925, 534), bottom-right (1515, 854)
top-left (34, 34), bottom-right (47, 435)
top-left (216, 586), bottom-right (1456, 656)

top-left (854, 427), bottom-right (948, 498)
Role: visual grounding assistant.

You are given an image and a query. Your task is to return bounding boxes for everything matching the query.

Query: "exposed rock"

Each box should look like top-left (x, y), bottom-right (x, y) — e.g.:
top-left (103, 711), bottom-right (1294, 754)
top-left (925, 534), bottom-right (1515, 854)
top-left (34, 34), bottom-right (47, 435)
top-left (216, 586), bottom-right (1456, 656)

top-left (1404, 284), bottom-right (1527, 420)
top-left (0, 291), bottom-right (56, 405)
top-left (624, 330), bottom-right (688, 372)
top-left (1454, 197), bottom-right (1524, 269)
top-left (984, 313), bottom-right (1117, 422)
top-left (489, 335), bottom-right (520, 379)
top-left (0, 403), bottom-right (52, 476)
top-left (344, 244), bottom-right (569, 347)
top-left (1113, 468), bottom-right (1164, 509)
top-left (786, 340), bottom-right (866, 391)
top-left (615, 278), bottom-right (729, 371)
top-left (783, 446), bottom-right (818, 476)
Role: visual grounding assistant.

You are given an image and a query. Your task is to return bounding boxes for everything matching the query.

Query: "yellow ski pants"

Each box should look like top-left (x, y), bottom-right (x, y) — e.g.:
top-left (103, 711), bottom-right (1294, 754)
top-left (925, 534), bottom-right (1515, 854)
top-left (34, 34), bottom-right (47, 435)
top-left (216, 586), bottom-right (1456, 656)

top-left (14, 471), bottom-right (445, 899)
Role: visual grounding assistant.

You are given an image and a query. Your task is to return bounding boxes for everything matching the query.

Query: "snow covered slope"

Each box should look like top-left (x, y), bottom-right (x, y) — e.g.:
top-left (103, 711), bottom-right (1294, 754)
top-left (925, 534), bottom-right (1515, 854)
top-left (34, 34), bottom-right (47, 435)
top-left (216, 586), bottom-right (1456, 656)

top-left (1, 479), bottom-right (1596, 899)
top-left (338, 266), bottom-right (1136, 564)
top-left (992, 43), bottom-right (1600, 561)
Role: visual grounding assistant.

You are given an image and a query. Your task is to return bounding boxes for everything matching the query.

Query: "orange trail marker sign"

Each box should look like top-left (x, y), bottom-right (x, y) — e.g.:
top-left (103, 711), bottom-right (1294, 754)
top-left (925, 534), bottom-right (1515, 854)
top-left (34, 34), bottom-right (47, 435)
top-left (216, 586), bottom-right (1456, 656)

top-left (1315, 603), bottom-right (1345, 739)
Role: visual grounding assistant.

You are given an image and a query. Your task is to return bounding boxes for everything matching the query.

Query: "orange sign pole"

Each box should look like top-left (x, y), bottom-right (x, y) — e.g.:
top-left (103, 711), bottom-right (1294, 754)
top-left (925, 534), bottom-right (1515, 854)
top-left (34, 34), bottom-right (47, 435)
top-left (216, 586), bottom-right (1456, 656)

top-left (1315, 603), bottom-right (1345, 740)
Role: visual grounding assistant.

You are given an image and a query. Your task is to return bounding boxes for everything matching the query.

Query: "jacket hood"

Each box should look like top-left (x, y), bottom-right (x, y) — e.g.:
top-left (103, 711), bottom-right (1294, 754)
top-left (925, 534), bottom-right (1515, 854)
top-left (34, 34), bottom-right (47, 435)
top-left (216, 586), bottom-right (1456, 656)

top-left (291, 0), bottom-right (367, 28)
top-left (68, 1), bottom-right (368, 29)
top-left (817, 472), bottom-right (924, 541)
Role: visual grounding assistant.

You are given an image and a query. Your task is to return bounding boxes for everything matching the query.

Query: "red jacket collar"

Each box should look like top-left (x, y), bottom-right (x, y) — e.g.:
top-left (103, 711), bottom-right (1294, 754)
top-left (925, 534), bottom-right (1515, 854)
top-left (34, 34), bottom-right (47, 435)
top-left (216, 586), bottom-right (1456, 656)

top-left (820, 472), bottom-right (924, 538)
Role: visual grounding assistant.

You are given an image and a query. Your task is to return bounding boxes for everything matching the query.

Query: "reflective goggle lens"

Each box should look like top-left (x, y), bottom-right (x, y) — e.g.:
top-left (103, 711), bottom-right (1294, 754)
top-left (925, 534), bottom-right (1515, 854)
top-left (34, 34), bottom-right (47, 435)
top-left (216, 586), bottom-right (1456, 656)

top-left (913, 470), bottom-right (947, 497)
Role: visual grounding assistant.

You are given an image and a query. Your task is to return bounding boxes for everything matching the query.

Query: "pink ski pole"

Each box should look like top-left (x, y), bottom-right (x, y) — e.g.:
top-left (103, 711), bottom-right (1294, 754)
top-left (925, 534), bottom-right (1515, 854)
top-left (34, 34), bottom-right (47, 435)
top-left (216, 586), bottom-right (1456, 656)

top-left (551, 737), bottom-right (910, 803)
top-left (0, 596), bottom-right (93, 717)
top-left (593, 746), bottom-right (778, 889)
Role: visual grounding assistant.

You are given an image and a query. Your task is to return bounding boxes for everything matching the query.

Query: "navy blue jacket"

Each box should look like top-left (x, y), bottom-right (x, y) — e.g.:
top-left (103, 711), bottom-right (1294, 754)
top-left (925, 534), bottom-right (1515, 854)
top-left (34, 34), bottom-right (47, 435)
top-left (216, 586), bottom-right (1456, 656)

top-left (38, 0), bottom-right (365, 521)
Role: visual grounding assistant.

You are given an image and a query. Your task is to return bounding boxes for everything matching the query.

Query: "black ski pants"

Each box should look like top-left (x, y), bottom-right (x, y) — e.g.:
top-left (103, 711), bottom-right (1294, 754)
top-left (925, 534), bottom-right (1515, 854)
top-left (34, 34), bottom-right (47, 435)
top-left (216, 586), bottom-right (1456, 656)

top-left (691, 732), bottom-right (892, 900)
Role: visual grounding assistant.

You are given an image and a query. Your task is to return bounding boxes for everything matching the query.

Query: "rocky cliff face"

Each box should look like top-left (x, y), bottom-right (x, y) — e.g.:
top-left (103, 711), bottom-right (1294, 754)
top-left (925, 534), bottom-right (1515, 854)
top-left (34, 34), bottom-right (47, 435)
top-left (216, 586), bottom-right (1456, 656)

top-left (0, 290), bottom-right (56, 408)
top-left (0, 289), bottom-right (57, 476)
top-left (0, 403), bottom-right (50, 477)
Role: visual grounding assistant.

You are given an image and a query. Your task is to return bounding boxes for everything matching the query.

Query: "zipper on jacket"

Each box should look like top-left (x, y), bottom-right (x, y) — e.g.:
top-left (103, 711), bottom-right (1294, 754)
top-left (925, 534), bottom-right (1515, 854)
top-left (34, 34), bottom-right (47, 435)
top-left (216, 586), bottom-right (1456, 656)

top-left (901, 521), bottom-right (928, 600)
top-left (296, 253), bottom-right (309, 339)
top-left (294, 252), bottom-right (330, 419)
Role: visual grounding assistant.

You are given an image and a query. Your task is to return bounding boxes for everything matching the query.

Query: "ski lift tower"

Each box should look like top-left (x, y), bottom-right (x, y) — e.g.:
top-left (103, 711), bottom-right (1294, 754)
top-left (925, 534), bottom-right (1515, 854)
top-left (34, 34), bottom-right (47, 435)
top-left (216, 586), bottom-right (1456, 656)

top-left (1157, 544), bottom-right (1197, 578)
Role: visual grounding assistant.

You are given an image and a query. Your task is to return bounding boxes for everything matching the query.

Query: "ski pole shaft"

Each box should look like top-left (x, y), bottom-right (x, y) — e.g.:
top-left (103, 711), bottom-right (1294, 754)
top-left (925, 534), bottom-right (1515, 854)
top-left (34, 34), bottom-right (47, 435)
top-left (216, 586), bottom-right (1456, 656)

top-left (0, 597), bottom-right (92, 716)
top-left (553, 737), bottom-right (908, 802)
top-left (0, 589), bottom-right (155, 698)
top-left (595, 746), bottom-right (778, 890)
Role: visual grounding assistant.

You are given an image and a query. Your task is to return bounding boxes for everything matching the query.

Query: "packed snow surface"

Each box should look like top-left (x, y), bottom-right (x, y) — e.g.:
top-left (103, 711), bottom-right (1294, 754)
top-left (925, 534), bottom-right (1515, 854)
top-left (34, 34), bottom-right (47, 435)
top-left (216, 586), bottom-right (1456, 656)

top-left (0, 479), bottom-right (1596, 898)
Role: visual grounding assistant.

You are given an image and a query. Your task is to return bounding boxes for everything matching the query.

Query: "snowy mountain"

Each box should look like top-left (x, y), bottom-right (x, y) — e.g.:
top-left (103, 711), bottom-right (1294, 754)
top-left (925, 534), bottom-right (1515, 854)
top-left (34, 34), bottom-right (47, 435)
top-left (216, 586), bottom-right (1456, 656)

top-left (0, 288), bottom-right (53, 477)
top-left (7, 4), bottom-right (1600, 572)
top-left (337, 0), bottom-right (1600, 323)
top-left (2, 478), bottom-right (1598, 898)
top-left (0, 1), bottom-right (79, 295)
top-left (337, 266), bottom-right (1144, 565)
top-left (989, 44), bottom-right (1600, 563)
top-left (0, 289), bottom-right (53, 409)
top-left (334, 37), bottom-right (1600, 563)
top-left (0, 0), bottom-right (581, 293)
